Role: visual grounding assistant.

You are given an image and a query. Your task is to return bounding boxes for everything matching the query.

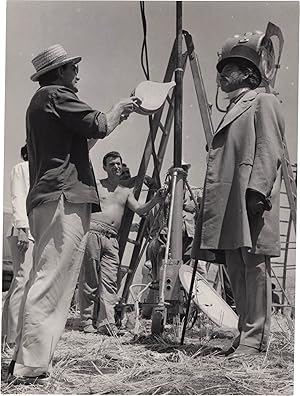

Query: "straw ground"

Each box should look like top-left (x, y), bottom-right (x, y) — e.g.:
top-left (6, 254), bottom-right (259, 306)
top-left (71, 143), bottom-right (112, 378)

top-left (1, 307), bottom-right (294, 395)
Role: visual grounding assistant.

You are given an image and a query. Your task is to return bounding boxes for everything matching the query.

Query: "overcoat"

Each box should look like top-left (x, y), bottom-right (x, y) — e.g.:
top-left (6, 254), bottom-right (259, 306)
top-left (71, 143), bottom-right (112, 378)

top-left (191, 90), bottom-right (284, 263)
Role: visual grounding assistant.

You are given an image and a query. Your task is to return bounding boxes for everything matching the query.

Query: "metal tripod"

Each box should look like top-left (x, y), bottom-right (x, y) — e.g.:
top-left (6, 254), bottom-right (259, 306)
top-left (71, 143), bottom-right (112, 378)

top-left (115, 29), bottom-right (214, 328)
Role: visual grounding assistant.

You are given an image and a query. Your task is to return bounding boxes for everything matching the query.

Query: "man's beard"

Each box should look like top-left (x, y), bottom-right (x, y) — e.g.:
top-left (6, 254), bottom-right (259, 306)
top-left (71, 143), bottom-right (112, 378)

top-left (225, 74), bottom-right (247, 92)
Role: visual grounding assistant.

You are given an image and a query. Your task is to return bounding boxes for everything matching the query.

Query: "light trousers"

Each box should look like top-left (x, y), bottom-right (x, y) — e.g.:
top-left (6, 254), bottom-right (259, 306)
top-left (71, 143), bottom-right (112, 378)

top-left (225, 248), bottom-right (272, 351)
top-left (13, 196), bottom-right (90, 376)
top-left (79, 223), bottom-right (119, 328)
top-left (2, 236), bottom-right (33, 345)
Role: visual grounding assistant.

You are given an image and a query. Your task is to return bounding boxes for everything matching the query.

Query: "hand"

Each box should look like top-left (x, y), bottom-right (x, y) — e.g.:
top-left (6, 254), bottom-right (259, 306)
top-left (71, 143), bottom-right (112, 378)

top-left (117, 96), bottom-right (142, 115)
top-left (246, 190), bottom-right (267, 217)
top-left (144, 175), bottom-right (158, 190)
top-left (106, 97), bottom-right (142, 133)
top-left (119, 97), bottom-right (142, 122)
top-left (156, 186), bottom-right (168, 201)
top-left (183, 202), bottom-right (196, 213)
top-left (17, 228), bottom-right (29, 253)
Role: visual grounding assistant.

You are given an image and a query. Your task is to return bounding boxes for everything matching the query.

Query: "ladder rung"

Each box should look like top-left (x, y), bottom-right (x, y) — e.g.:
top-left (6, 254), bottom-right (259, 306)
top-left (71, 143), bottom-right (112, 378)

top-left (272, 303), bottom-right (295, 308)
top-left (159, 122), bottom-right (168, 135)
top-left (166, 95), bottom-right (173, 105)
top-left (127, 238), bottom-right (139, 245)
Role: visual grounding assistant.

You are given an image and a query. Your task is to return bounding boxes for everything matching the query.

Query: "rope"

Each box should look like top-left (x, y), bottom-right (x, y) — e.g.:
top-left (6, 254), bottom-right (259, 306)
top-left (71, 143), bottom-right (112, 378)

top-left (139, 1), bottom-right (161, 189)
top-left (139, 1), bottom-right (150, 80)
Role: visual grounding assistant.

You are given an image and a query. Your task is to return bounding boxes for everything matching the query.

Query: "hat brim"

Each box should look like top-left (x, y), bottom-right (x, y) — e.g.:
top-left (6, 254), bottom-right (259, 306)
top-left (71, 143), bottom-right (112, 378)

top-left (30, 56), bottom-right (82, 82)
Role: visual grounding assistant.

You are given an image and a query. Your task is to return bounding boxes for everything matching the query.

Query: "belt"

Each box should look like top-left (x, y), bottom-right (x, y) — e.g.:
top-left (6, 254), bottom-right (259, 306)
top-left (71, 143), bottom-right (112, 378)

top-left (90, 221), bottom-right (118, 238)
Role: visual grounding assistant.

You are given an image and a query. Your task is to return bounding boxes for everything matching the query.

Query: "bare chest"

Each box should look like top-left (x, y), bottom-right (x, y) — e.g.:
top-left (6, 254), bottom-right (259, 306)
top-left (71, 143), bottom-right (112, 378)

top-left (97, 181), bottom-right (128, 207)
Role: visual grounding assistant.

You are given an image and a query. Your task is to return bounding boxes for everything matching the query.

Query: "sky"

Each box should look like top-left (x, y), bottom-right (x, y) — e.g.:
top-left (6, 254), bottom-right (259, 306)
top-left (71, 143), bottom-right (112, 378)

top-left (2, 0), bottom-right (299, 212)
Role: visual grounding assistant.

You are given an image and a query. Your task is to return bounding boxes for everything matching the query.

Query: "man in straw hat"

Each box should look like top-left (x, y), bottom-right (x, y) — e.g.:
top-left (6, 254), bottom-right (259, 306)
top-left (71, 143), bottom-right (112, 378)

top-left (8, 44), bottom-right (139, 384)
top-left (191, 33), bottom-right (284, 359)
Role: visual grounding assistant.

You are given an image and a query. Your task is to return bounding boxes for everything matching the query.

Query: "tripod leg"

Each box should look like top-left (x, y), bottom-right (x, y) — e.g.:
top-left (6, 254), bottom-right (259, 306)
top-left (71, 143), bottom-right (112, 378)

top-left (180, 259), bottom-right (198, 345)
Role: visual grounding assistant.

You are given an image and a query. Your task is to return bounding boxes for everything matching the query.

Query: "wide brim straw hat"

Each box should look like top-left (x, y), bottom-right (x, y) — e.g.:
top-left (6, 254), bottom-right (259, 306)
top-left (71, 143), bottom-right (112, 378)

top-left (30, 44), bottom-right (81, 82)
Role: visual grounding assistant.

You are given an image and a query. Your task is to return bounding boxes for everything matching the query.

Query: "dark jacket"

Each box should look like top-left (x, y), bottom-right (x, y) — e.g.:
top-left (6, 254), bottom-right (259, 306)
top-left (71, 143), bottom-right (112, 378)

top-left (26, 85), bottom-right (107, 214)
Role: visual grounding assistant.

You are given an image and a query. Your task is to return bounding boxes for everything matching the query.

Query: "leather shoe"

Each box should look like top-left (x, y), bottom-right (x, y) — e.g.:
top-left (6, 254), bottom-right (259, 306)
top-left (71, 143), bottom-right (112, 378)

top-left (83, 324), bottom-right (97, 334)
top-left (228, 345), bottom-right (261, 359)
top-left (8, 373), bottom-right (50, 385)
top-left (97, 324), bottom-right (126, 337)
top-left (217, 346), bottom-right (236, 356)
top-left (217, 334), bottom-right (241, 356)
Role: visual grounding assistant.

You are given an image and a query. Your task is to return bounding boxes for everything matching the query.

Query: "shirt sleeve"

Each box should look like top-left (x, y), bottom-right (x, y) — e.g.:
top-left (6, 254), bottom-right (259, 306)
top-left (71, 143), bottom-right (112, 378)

top-left (52, 87), bottom-right (107, 139)
top-left (10, 163), bottom-right (29, 229)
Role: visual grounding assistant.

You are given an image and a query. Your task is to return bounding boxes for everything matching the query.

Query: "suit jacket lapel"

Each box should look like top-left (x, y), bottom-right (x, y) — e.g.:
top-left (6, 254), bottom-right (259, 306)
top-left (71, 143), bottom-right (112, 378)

top-left (214, 90), bottom-right (258, 136)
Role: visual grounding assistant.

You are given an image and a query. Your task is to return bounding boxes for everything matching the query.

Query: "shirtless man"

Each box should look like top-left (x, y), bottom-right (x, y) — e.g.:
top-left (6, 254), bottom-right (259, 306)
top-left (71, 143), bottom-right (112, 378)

top-left (79, 151), bottom-right (166, 335)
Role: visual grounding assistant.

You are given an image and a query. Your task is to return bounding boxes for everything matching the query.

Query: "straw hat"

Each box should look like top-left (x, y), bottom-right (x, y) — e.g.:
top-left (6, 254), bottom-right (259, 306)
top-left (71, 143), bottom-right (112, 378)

top-left (30, 44), bottom-right (81, 82)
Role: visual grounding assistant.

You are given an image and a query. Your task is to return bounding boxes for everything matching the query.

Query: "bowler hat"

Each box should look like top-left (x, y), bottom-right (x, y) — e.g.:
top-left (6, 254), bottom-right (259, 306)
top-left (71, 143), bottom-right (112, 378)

top-left (216, 32), bottom-right (263, 85)
top-left (217, 45), bottom-right (262, 82)
top-left (30, 44), bottom-right (81, 82)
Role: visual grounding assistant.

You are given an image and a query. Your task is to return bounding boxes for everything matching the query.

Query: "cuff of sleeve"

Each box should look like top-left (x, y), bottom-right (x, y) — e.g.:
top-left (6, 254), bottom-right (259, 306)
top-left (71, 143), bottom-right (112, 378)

top-left (15, 221), bottom-right (29, 229)
top-left (96, 112), bottom-right (108, 137)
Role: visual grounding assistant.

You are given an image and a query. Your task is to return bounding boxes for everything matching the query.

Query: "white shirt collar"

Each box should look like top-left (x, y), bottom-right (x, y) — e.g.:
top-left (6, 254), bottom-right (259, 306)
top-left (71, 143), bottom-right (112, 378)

top-left (226, 87), bottom-right (250, 102)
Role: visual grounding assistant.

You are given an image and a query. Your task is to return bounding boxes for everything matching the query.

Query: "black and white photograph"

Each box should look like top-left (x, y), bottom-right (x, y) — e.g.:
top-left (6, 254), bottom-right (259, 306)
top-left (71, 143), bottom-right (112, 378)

top-left (1, 1), bottom-right (298, 394)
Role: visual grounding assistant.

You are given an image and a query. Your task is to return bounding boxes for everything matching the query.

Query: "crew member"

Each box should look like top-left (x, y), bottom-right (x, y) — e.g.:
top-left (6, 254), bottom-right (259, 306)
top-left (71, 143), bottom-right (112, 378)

top-left (2, 145), bottom-right (33, 351)
top-left (79, 151), bottom-right (166, 335)
top-left (9, 44), bottom-right (139, 384)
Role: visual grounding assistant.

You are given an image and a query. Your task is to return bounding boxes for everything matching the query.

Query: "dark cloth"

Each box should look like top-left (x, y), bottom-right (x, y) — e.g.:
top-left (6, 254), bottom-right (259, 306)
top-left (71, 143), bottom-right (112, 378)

top-left (26, 85), bottom-right (107, 215)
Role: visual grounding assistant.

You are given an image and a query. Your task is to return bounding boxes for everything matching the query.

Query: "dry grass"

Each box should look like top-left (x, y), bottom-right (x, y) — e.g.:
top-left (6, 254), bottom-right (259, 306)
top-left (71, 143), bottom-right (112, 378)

top-left (1, 311), bottom-right (294, 395)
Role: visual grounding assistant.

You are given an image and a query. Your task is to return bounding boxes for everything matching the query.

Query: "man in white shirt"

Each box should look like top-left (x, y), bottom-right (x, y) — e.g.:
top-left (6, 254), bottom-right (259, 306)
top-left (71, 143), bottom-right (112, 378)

top-left (2, 145), bottom-right (34, 350)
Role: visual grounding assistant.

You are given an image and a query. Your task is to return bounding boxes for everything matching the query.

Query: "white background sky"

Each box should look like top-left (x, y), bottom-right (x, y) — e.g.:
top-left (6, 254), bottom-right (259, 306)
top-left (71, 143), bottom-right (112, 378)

top-left (2, 0), bottom-right (299, 211)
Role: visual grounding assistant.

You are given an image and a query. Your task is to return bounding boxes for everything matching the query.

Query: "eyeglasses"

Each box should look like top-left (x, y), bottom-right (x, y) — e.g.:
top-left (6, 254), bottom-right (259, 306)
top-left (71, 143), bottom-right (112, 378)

top-left (71, 64), bottom-right (79, 75)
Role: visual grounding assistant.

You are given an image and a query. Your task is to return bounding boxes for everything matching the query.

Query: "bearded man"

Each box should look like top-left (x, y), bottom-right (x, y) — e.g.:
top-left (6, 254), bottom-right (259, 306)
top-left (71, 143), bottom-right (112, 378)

top-left (191, 39), bottom-right (284, 358)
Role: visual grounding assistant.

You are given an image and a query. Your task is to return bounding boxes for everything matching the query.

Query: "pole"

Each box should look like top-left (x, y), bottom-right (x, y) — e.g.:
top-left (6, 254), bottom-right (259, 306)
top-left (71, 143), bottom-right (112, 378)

top-left (171, 1), bottom-right (184, 260)
top-left (180, 259), bottom-right (198, 345)
top-left (174, 1), bottom-right (183, 168)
